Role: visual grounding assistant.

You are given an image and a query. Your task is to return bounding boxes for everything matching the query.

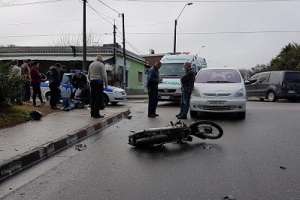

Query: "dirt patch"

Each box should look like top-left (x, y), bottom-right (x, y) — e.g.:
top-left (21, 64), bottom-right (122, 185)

top-left (0, 102), bottom-right (59, 129)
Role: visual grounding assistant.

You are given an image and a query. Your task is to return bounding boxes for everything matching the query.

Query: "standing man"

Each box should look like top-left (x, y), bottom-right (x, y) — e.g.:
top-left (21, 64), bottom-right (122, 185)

top-left (9, 60), bottom-right (22, 104)
top-left (21, 59), bottom-right (31, 102)
top-left (147, 62), bottom-right (160, 118)
top-left (88, 55), bottom-right (108, 118)
top-left (47, 65), bottom-right (61, 109)
top-left (30, 62), bottom-right (44, 107)
top-left (176, 62), bottom-right (195, 119)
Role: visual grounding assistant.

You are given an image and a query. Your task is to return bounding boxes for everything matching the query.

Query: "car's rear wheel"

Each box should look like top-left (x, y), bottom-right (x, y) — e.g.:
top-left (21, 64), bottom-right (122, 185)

top-left (267, 91), bottom-right (276, 102)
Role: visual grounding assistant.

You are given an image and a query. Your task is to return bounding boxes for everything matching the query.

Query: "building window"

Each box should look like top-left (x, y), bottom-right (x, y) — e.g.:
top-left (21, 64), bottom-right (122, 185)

top-left (138, 72), bottom-right (143, 82)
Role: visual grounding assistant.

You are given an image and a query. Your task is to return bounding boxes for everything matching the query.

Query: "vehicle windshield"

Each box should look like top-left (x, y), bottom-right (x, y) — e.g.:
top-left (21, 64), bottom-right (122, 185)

top-left (285, 72), bottom-right (300, 83)
top-left (196, 69), bottom-right (241, 83)
top-left (159, 63), bottom-right (185, 77)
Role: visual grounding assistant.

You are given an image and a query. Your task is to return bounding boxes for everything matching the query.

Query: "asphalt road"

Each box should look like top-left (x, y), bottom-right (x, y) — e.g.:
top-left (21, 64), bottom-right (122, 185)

top-left (1, 101), bottom-right (300, 200)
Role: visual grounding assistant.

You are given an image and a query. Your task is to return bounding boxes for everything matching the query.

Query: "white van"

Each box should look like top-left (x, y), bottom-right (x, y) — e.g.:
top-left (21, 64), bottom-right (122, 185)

top-left (158, 54), bottom-right (207, 101)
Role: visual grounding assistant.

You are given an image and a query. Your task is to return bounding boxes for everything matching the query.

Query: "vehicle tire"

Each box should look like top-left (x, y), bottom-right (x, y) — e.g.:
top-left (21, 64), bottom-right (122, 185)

top-left (237, 111), bottom-right (246, 120)
top-left (103, 94), bottom-right (109, 106)
top-left (259, 98), bottom-right (264, 101)
top-left (111, 102), bottom-right (118, 106)
top-left (190, 111), bottom-right (198, 118)
top-left (45, 92), bottom-right (51, 101)
top-left (266, 91), bottom-right (277, 102)
top-left (190, 121), bottom-right (223, 139)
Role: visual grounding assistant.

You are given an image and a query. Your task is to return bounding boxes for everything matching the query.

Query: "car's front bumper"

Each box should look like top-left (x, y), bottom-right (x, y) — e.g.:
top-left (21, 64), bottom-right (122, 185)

top-left (190, 96), bottom-right (246, 113)
top-left (107, 92), bottom-right (127, 102)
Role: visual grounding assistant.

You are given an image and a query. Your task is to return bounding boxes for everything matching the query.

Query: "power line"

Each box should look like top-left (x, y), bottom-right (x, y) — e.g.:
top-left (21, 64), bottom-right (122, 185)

top-left (0, 0), bottom-right (65, 8)
top-left (123, 30), bottom-right (300, 35)
top-left (0, 33), bottom-right (107, 38)
top-left (112, 0), bottom-right (300, 3)
top-left (94, 0), bottom-right (121, 14)
top-left (86, 2), bottom-right (115, 25)
top-left (116, 33), bottom-right (144, 54)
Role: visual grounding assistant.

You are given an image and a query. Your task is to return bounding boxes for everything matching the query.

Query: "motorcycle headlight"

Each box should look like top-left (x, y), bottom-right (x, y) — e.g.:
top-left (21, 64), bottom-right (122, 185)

top-left (234, 89), bottom-right (245, 97)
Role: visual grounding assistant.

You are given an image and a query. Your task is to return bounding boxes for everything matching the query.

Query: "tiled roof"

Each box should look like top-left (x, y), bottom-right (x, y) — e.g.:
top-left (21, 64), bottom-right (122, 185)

top-left (0, 45), bottom-right (144, 63)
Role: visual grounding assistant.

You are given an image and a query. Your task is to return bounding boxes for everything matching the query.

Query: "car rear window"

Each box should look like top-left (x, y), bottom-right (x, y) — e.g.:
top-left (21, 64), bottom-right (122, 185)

top-left (284, 72), bottom-right (300, 83)
top-left (195, 69), bottom-right (241, 83)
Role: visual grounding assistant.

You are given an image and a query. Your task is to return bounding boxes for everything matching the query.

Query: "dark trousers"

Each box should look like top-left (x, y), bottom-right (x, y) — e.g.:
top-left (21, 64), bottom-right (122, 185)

top-left (148, 85), bottom-right (158, 115)
top-left (23, 81), bottom-right (31, 102)
top-left (49, 83), bottom-right (60, 108)
top-left (90, 80), bottom-right (103, 117)
top-left (32, 83), bottom-right (43, 106)
top-left (179, 88), bottom-right (192, 117)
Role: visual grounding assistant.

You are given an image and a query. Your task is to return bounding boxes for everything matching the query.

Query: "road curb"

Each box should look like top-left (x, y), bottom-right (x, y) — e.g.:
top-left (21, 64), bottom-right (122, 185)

top-left (0, 109), bottom-right (131, 183)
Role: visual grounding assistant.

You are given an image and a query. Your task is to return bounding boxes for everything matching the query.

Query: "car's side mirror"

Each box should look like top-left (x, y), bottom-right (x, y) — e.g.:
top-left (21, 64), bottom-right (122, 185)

top-left (245, 79), bottom-right (257, 85)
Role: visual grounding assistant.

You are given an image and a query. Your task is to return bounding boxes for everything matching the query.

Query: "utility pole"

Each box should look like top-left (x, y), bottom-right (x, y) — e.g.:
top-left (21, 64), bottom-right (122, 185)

top-left (113, 21), bottom-right (116, 65)
top-left (173, 2), bottom-right (193, 54)
top-left (173, 19), bottom-right (177, 54)
top-left (121, 13), bottom-right (126, 89)
top-left (82, 0), bottom-right (87, 72)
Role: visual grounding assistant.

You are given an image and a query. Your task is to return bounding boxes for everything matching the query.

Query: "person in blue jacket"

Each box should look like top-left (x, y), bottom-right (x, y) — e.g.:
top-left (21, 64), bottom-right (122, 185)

top-left (147, 62), bottom-right (161, 118)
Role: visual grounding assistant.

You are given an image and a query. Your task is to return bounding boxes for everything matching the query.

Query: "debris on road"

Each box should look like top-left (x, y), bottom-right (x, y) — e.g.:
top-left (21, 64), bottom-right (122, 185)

top-left (280, 166), bottom-right (287, 170)
top-left (127, 115), bottom-right (132, 120)
top-left (223, 195), bottom-right (236, 200)
top-left (200, 143), bottom-right (213, 150)
top-left (75, 144), bottom-right (87, 151)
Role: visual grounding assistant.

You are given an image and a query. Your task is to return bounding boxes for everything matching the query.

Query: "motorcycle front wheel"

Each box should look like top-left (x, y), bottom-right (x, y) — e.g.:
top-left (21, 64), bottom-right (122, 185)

top-left (190, 121), bottom-right (223, 139)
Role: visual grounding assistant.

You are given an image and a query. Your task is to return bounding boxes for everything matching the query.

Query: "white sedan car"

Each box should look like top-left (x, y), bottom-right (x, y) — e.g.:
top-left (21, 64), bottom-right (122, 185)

top-left (41, 73), bottom-right (127, 106)
top-left (190, 68), bottom-right (247, 119)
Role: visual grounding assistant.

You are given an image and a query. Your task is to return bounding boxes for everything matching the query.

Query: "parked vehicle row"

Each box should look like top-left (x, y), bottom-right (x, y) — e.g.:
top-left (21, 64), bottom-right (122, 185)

top-left (41, 73), bottom-right (127, 106)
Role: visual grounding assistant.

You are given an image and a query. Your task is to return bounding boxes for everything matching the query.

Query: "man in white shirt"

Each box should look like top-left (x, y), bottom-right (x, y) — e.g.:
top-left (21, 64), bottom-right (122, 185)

top-left (88, 55), bottom-right (108, 118)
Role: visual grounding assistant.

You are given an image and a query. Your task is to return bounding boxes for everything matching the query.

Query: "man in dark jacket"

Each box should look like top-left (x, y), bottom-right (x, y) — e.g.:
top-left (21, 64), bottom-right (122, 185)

top-left (147, 62), bottom-right (161, 118)
top-left (47, 65), bottom-right (61, 109)
top-left (176, 62), bottom-right (195, 119)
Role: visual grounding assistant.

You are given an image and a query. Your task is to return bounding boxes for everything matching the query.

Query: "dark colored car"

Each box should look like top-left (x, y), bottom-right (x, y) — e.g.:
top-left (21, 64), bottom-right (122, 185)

top-left (245, 71), bottom-right (300, 102)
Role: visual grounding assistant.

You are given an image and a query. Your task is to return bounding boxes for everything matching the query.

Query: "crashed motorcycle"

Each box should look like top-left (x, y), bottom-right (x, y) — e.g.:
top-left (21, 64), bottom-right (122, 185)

top-left (128, 121), bottom-right (223, 148)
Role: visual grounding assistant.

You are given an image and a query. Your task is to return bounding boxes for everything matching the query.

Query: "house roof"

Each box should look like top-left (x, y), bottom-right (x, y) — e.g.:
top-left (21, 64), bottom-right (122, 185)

top-left (0, 45), bottom-right (145, 63)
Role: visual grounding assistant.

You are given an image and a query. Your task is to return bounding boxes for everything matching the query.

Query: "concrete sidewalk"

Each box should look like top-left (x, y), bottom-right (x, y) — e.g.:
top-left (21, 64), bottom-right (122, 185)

top-left (0, 106), bottom-right (130, 182)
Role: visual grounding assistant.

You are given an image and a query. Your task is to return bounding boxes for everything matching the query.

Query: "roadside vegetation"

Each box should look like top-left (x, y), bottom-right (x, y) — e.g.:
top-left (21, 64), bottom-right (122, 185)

top-left (239, 42), bottom-right (300, 79)
top-left (0, 62), bottom-right (31, 128)
top-left (253, 42), bottom-right (300, 73)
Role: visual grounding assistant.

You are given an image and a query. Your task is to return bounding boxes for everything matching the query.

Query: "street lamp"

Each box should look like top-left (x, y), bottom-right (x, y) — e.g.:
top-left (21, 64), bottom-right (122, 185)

top-left (173, 2), bottom-right (193, 54)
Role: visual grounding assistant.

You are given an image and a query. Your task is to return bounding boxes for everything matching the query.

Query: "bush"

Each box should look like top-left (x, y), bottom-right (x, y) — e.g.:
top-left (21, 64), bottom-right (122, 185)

top-left (0, 63), bottom-right (23, 107)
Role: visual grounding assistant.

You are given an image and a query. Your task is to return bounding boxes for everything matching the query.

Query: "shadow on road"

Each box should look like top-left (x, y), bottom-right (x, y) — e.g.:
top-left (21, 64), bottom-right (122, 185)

top-left (191, 113), bottom-right (245, 122)
top-left (158, 102), bottom-right (180, 107)
top-left (129, 142), bottom-right (223, 159)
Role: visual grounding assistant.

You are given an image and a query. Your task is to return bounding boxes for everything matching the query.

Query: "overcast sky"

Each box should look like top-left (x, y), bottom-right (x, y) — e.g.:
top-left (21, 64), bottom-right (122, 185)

top-left (0, 0), bottom-right (300, 68)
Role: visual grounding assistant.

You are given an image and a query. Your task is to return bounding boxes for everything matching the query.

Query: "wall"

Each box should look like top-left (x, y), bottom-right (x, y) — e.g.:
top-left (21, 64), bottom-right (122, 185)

top-left (127, 59), bottom-right (145, 94)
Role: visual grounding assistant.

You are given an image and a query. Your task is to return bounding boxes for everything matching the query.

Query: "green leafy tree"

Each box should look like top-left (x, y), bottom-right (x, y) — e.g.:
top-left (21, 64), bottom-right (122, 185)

top-left (0, 63), bottom-right (23, 107)
top-left (270, 43), bottom-right (300, 71)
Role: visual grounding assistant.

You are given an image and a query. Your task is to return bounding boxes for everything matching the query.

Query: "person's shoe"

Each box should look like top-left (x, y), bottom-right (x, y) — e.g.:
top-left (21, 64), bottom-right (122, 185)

top-left (176, 113), bottom-right (181, 117)
top-left (154, 113), bottom-right (159, 117)
top-left (93, 115), bottom-right (104, 119)
top-left (148, 114), bottom-right (156, 118)
top-left (177, 115), bottom-right (187, 119)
